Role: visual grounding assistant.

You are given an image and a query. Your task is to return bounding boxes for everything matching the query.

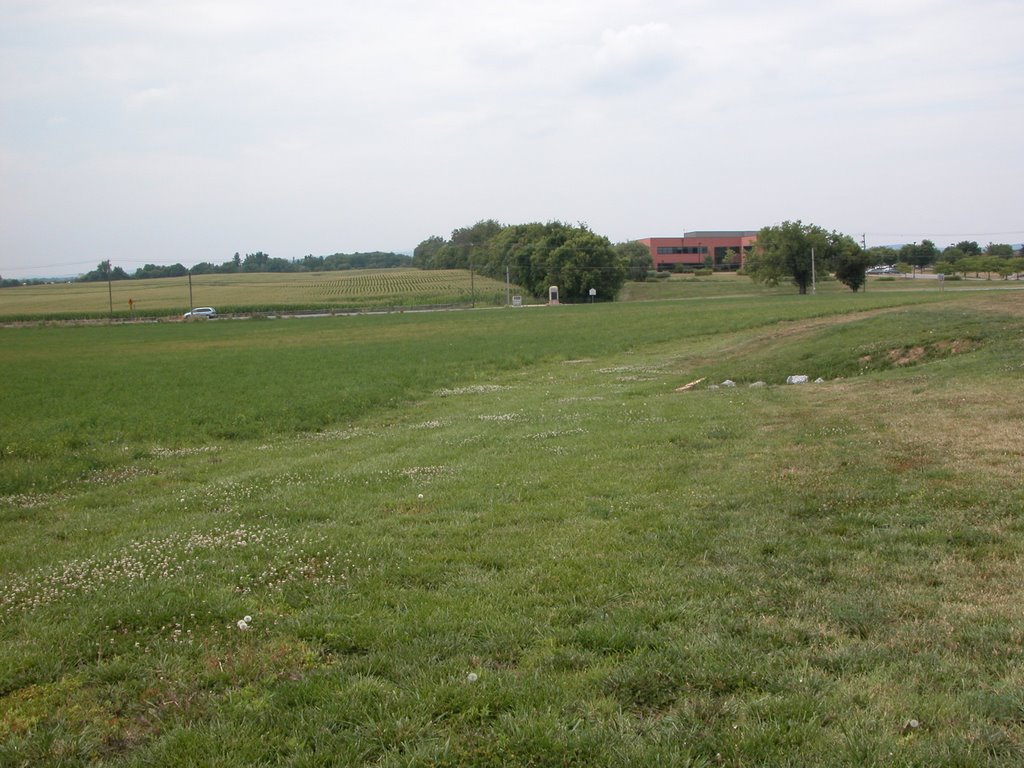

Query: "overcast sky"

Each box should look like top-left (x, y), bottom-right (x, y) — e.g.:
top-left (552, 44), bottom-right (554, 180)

top-left (2, 0), bottom-right (1022, 275)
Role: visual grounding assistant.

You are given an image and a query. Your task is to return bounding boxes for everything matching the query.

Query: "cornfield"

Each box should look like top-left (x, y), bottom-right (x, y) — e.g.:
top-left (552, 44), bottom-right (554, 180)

top-left (0, 269), bottom-right (519, 319)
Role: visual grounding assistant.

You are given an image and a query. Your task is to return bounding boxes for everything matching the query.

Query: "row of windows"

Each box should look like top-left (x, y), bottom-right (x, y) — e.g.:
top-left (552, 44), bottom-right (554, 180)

top-left (657, 246), bottom-right (707, 255)
top-left (656, 245), bottom-right (754, 258)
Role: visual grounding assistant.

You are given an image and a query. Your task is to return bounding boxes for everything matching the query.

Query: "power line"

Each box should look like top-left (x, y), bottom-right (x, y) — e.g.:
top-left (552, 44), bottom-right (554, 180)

top-left (865, 230), bottom-right (1024, 238)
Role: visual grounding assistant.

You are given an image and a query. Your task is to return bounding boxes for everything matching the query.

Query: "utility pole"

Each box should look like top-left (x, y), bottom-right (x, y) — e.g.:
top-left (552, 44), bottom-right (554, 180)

top-left (811, 247), bottom-right (816, 294)
top-left (188, 269), bottom-right (194, 311)
top-left (467, 242), bottom-right (475, 309)
top-left (106, 260), bottom-right (113, 317)
top-left (862, 234), bottom-right (868, 293)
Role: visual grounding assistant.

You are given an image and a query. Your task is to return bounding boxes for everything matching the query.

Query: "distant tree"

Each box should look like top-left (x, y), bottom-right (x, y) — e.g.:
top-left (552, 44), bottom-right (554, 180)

top-left (911, 240), bottom-right (937, 270)
top-left (865, 246), bottom-right (898, 267)
top-left (80, 261), bottom-right (129, 282)
top-left (412, 236), bottom-right (446, 268)
top-left (833, 248), bottom-right (871, 292)
top-left (241, 252), bottom-right (270, 272)
top-left (979, 256), bottom-right (1003, 279)
top-left (412, 220), bottom-right (507, 271)
top-left (941, 246), bottom-right (965, 263)
top-left (418, 219), bottom-right (626, 300)
top-left (264, 256), bottom-right (298, 272)
top-left (746, 221), bottom-right (858, 294)
top-left (534, 227), bottom-right (625, 302)
top-left (614, 240), bottom-right (653, 281)
top-left (955, 240), bottom-right (982, 256)
top-left (134, 263), bottom-right (187, 279)
top-left (933, 260), bottom-right (957, 276)
top-left (959, 256), bottom-right (982, 278)
top-left (190, 262), bottom-right (218, 275)
top-left (986, 243), bottom-right (1014, 257)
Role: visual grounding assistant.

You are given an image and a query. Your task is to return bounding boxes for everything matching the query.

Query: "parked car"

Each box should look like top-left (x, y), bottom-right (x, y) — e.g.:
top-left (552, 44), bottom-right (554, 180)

top-left (183, 307), bottom-right (217, 319)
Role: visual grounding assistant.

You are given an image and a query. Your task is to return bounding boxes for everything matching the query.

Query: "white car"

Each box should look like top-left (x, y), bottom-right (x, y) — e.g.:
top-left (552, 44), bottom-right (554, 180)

top-left (183, 307), bottom-right (217, 319)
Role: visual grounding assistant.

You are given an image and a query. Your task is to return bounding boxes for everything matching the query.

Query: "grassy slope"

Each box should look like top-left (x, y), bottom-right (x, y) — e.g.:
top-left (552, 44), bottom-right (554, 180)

top-left (1, 290), bottom-right (1023, 766)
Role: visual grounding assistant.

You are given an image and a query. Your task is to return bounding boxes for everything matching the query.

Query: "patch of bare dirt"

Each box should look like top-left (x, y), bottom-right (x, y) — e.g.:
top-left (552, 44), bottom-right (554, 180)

top-left (888, 346), bottom-right (927, 365)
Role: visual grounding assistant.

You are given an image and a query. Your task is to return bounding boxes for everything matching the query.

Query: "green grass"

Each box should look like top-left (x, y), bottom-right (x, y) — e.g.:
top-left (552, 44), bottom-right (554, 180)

top-left (2, 289), bottom-right (1024, 765)
top-left (0, 269), bottom-right (515, 320)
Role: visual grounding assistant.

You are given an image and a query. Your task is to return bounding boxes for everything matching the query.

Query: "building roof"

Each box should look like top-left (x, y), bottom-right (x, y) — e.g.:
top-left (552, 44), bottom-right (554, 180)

top-left (683, 231), bottom-right (758, 238)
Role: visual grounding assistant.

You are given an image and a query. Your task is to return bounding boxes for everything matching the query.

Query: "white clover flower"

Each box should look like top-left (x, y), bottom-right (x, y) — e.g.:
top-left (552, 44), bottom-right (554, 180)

top-left (243, 615), bottom-right (252, 623)
top-left (236, 619), bottom-right (249, 631)
top-left (467, 672), bottom-right (478, 683)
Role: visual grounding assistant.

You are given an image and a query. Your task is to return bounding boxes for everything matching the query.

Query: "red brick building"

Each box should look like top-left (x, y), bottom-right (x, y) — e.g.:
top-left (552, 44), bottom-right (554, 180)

top-left (639, 231), bottom-right (758, 271)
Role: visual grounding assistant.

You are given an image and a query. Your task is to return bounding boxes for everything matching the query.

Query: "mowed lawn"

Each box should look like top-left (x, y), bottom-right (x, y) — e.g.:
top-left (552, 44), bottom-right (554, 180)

top-left (1, 289), bottom-right (1023, 766)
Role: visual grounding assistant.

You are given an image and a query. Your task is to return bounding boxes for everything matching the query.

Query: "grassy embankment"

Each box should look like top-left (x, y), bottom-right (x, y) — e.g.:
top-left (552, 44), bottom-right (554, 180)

top-left (1, 288), bottom-right (1023, 765)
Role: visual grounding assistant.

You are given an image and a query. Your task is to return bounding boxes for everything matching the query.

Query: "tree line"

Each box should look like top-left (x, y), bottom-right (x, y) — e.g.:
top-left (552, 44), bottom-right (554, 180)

top-left (865, 240), bottom-right (1024, 280)
top-left (413, 220), bottom-right (652, 302)
top-left (74, 251), bottom-right (413, 283)
top-left (746, 223), bottom-right (1022, 293)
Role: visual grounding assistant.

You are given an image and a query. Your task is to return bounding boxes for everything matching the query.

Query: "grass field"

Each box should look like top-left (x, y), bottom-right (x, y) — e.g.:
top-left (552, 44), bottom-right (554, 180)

top-left (0, 268), bottom-right (992, 322)
top-left (2, 286), bottom-right (1024, 766)
top-left (0, 270), bottom-right (515, 321)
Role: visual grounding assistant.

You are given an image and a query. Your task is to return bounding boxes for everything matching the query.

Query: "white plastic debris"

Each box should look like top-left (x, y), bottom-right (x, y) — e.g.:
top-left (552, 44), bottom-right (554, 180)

top-left (786, 375), bottom-right (809, 385)
top-left (721, 380), bottom-right (736, 387)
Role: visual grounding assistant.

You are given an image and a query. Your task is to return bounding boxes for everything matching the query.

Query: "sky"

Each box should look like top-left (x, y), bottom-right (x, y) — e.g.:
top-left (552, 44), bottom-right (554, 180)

top-left (1, 0), bottom-right (1022, 276)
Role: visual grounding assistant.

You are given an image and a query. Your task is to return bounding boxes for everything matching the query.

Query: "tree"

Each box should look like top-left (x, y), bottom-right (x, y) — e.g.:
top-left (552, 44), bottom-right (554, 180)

top-left (79, 260), bottom-right (129, 282)
top-left (986, 243), bottom-right (1014, 257)
top-left (941, 246), bottom-right (965, 263)
top-left (412, 236), bottom-right (445, 268)
top-left (414, 220), bottom-right (626, 301)
top-left (833, 248), bottom-right (871, 292)
top-left (613, 240), bottom-right (653, 281)
top-left (955, 240), bottom-right (982, 256)
top-left (907, 240), bottom-right (937, 271)
top-left (532, 227), bottom-right (625, 302)
top-left (241, 252), bottom-right (271, 272)
top-left (746, 221), bottom-right (857, 294)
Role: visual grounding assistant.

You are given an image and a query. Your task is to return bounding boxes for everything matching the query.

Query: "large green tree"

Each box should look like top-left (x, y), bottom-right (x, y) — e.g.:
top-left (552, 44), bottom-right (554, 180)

top-left (414, 220), bottom-right (626, 301)
top-left (833, 248), bottom-right (872, 292)
top-left (746, 221), bottom-right (859, 294)
top-left (613, 240), bottom-right (654, 281)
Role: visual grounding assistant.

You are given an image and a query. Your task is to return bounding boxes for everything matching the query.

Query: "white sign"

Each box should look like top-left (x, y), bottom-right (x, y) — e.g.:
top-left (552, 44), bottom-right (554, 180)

top-left (589, 288), bottom-right (597, 296)
top-left (512, 295), bottom-right (522, 307)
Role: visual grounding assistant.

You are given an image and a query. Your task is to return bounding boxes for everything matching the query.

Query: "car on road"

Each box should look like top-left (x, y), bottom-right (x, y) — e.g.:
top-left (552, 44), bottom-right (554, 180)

top-left (183, 307), bottom-right (217, 319)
